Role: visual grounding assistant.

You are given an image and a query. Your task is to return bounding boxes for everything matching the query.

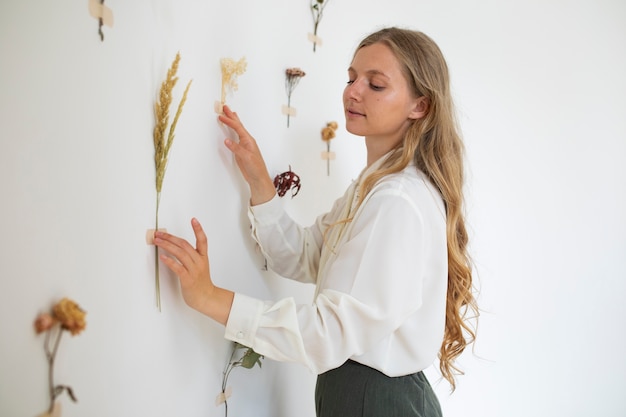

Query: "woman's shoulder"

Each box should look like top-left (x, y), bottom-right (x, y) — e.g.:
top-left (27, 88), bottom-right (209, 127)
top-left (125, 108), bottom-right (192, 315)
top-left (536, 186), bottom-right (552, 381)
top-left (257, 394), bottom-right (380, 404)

top-left (369, 165), bottom-right (444, 217)
top-left (373, 164), bottom-right (429, 192)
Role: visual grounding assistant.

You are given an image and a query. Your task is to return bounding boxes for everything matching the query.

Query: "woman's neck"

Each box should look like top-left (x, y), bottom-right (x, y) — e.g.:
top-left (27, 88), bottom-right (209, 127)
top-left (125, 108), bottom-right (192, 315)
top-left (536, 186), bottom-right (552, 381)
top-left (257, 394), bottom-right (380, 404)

top-left (365, 135), bottom-right (401, 167)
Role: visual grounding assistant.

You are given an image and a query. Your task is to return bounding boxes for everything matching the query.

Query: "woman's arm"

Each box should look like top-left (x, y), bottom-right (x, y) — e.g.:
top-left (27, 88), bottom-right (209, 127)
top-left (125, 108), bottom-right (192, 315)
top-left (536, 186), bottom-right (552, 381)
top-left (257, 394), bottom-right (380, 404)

top-left (219, 105), bottom-right (276, 206)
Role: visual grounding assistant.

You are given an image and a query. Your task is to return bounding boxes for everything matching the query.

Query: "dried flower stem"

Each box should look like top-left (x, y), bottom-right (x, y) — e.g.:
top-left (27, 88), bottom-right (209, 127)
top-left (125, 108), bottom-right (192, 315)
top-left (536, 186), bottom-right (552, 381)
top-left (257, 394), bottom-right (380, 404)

top-left (326, 141), bottom-right (331, 175)
top-left (153, 52), bottom-right (192, 311)
top-left (310, 0), bottom-right (330, 52)
top-left (285, 68), bottom-right (306, 127)
top-left (44, 326), bottom-right (62, 412)
top-left (41, 326), bottom-right (80, 409)
top-left (321, 121), bottom-right (338, 176)
top-left (219, 343), bottom-right (263, 417)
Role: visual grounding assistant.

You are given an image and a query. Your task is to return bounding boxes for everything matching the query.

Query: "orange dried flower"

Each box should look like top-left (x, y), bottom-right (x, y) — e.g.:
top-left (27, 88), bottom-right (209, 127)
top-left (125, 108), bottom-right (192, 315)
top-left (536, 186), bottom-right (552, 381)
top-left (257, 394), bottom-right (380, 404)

top-left (53, 298), bottom-right (87, 336)
top-left (34, 313), bottom-right (56, 334)
top-left (321, 121), bottom-right (338, 141)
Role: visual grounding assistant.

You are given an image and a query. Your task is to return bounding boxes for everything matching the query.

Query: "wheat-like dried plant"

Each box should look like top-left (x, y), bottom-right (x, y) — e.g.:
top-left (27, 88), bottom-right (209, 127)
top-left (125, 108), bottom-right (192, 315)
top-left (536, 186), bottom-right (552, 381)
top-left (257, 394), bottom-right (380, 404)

top-left (153, 52), bottom-right (192, 311)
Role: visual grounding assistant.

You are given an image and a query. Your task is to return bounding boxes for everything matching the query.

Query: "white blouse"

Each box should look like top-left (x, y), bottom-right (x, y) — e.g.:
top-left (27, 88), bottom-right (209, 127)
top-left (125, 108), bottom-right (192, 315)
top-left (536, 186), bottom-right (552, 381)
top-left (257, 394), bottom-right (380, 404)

top-left (224, 157), bottom-right (448, 377)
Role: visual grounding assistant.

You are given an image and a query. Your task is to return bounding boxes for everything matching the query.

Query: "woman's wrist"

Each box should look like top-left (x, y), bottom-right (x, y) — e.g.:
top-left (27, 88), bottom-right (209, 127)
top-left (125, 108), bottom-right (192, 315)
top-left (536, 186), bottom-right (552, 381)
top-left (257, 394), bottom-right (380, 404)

top-left (196, 286), bottom-right (234, 326)
top-left (250, 180), bottom-right (276, 206)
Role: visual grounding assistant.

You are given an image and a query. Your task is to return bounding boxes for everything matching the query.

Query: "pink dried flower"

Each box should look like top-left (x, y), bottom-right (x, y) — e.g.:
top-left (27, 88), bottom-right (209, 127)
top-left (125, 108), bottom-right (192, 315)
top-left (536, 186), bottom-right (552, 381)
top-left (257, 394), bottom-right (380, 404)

top-left (34, 313), bottom-right (56, 334)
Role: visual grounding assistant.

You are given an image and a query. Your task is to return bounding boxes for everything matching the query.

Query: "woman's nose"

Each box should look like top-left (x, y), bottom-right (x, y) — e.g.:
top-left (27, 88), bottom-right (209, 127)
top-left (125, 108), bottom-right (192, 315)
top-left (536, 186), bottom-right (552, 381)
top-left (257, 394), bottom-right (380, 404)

top-left (344, 80), bottom-right (361, 101)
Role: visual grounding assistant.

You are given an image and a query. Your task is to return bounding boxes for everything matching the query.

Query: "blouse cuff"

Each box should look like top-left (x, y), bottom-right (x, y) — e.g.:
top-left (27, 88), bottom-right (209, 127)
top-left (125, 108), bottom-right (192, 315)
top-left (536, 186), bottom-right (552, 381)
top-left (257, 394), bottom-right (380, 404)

top-left (224, 293), bottom-right (265, 348)
top-left (248, 194), bottom-right (283, 226)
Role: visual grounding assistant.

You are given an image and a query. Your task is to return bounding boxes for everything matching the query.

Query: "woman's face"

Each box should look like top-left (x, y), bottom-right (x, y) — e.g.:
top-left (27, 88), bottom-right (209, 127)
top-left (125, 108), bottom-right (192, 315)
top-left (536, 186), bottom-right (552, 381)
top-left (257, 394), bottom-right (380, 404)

top-left (343, 42), bottom-right (424, 149)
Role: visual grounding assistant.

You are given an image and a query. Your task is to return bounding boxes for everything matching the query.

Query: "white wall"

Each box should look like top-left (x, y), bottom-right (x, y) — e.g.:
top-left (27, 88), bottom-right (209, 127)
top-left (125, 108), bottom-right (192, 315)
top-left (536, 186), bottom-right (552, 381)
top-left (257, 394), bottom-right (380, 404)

top-left (1, 1), bottom-right (625, 417)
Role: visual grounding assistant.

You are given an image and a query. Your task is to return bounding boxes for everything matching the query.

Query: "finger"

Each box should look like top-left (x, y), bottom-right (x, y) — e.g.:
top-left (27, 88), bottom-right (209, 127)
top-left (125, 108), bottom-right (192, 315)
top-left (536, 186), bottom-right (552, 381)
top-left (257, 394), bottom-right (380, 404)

top-left (223, 137), bottom-right (240, 153)
top-left (154, 233), bottom-right (198, 268)
top-left (219, 108), bottom-right (251, 139)
top-left (218, 105), bottom-right (239, 127)
top-left (191, 218), bottom-right (208, 257)
top-left (222, 105), bottom-right (239, 121)
top-left (159, 253), bottom-right (187, 277)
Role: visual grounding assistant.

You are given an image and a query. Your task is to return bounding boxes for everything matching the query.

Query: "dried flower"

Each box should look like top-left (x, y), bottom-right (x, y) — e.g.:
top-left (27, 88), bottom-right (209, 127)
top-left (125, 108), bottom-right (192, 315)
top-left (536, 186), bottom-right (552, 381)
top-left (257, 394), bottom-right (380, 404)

top-left (219, 57), bottom-right (247, 110)
top-left (218, 342), bottom-right (263, 417)
top-left (34, 313), bottom-right (56, 334)
top-left (34, 298), bottom-right (86, 414)
top-left (153, 52), bottom-right (192, 311)
top-left (53, 298), bottom-right (86, 336)
top-left (310, 0), bottom-right (331, 52)
top-left (321, 121), bottom-right (338, 141)
top-left (274, 165), bottom-right (302, 198)
top-left (284, 68), bottom-right (306, 127)
top-left (321, 121), bottom-right (338, 175)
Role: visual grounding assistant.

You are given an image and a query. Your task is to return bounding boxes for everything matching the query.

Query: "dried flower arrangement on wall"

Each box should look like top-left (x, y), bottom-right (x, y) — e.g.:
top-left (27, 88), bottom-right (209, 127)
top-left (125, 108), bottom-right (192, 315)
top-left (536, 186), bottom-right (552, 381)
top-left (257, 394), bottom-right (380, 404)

top-left (87, 0), bottom-right (114, 41)
top-left (152, 52), bottom-right (192, 311)
top-left (216, 57), bottom-right (247, 114)
top-left (274, 165), bottom-right (302, 198)
top-left (309, 0), bottom-right (331, 52)
top-left (321, 121), bottom-right (338, 176)
top-left (216, 342), bottom-right (263, 417)
top-left (34, 298), bottom-right (87, 417)
top-left (283, 68), bottom-right (306, 127)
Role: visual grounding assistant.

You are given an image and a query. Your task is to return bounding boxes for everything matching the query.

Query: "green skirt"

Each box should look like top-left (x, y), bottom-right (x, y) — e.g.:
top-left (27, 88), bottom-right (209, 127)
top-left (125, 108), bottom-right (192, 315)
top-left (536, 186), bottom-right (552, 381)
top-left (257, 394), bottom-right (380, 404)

top-left (315, 360), bottom-right (442, 417)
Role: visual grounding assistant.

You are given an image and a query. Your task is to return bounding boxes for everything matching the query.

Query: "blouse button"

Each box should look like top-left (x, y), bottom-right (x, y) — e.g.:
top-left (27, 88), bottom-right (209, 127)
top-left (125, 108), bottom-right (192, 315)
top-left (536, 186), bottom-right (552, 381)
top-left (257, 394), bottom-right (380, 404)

top-left (236, 331), bottom-right (245, 339)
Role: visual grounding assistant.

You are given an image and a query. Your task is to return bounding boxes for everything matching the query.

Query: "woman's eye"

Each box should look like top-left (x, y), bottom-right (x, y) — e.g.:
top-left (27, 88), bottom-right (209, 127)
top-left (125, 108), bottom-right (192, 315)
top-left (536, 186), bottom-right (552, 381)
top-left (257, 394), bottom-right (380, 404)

top-left (370, 84), bottom-right (384, 91)
top-left (346, 80), bottom-right (355, 85)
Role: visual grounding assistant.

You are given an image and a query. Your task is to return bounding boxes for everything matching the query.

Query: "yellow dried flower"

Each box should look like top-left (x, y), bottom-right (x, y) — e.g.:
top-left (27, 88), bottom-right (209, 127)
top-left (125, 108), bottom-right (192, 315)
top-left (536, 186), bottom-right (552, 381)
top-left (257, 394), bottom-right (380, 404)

top-left (53, 298), bottom-right (86, 336)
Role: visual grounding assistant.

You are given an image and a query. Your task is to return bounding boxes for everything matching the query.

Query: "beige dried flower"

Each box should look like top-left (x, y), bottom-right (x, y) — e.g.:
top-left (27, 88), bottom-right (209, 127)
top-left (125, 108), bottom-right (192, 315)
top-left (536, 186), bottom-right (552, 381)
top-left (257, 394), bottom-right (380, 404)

top-left (34, 313), bottom-right (56, 334)
top-left (220, 57), bottom-right (247, 106)
top-left (53, 298), bottom-right (86, 336)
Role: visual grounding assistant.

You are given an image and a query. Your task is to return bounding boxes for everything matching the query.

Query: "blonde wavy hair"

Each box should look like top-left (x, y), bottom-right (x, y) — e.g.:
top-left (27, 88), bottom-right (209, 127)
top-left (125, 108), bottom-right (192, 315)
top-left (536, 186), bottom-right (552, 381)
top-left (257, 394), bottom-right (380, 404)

top-left (350, 27), bottom-right (479, 391)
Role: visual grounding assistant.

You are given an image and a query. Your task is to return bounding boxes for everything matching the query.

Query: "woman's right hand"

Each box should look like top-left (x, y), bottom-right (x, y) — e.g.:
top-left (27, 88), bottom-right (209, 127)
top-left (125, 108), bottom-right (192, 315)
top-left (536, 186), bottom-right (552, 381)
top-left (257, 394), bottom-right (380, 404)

top-left (219, 105), bottom-right (277, 206)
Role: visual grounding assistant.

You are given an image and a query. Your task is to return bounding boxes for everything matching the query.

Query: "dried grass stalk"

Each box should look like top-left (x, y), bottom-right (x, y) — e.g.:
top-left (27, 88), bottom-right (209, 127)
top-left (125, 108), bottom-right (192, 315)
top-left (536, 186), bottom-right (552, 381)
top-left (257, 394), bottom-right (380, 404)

top-left (153, 52), bottom-right (192, 311)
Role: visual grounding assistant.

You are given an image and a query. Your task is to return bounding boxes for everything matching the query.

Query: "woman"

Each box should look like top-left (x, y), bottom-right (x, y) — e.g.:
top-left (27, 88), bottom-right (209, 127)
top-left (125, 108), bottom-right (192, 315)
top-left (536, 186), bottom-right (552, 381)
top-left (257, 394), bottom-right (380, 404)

top-left (154, 27), bottom-right (478, 417)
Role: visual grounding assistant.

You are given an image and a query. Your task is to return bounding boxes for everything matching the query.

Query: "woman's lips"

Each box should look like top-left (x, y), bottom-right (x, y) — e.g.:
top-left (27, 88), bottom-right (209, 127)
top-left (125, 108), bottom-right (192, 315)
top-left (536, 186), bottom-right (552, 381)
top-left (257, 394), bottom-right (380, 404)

top-left (346, 108), bottom-right (365, 117)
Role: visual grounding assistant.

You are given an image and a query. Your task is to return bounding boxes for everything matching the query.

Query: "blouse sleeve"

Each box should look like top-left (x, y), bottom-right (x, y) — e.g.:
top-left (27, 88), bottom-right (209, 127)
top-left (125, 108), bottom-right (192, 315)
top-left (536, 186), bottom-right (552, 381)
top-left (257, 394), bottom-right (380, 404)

top-left (226, 181), bottom-right (443, 375)
top-left (247, 190), bottom-right (351, 284)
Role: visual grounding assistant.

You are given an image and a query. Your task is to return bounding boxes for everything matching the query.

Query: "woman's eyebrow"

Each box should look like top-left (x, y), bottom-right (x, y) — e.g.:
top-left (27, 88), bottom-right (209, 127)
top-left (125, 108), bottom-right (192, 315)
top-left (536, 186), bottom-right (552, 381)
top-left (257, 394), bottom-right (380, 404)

top-left (347, 66), bottom-right (390, 79)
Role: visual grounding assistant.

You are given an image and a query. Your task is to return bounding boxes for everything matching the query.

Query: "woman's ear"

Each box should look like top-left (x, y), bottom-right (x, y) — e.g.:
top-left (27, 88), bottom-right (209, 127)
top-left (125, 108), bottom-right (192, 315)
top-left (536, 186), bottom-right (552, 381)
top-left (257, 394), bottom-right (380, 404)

top-left (408, 96), bottom-right (429, 120)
